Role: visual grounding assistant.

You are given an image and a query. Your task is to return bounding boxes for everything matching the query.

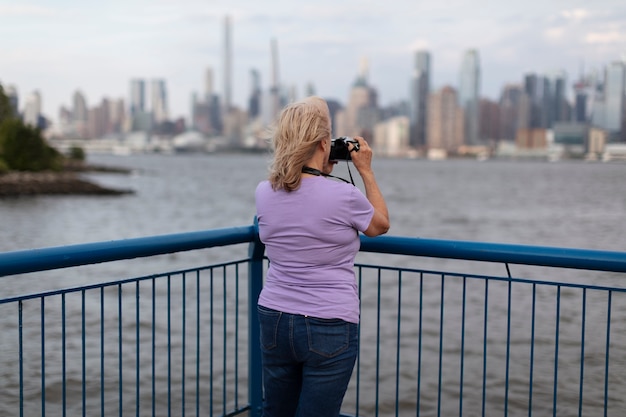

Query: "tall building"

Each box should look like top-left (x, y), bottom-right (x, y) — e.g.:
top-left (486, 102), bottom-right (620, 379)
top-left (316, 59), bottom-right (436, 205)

top-left (72, 90), bottom-right (88, 123)
top-left (269, 38), bottom-right (281, 122)
top-left (193, 68), bottom-right (222, 135)
top-left (409, 50), bottom-right (431, 148)
top-left (335, 57), bottom-right (378, 139)
top-left (23, 90), bottom-right (41, 128)
top-left (205, 68), bottom-right (215, 102)
top-left (427, 86), bottom-right (464, 153)
top-left (459, 49), bottom-right (481, 145)
top-left (130, 79), bottom-right (145, 116)
top-left (5, 85), bottom-right (18, 117)
top-left (548, 71), bottom-right (569, 124)
top-left (248, 69), bottom-right (262, 119)
top-left (129, 79), bottom-right (151, 132)
top-left (498, 84), bottom-right (524, 141)
top-left (151, 79), bottom-right (169, 124)
top-left (603, 61), bottom-right (625, 138)
top-left (223, 15), bottom-right (233, 113)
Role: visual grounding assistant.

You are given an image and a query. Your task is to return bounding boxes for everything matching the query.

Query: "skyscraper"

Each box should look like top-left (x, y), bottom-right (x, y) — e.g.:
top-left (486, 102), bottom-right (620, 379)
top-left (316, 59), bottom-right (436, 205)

top-left (603, 61), bottom-right (625, 137)
top-left (459, 49), bottom-right (481, 145)
top-left (130, 79), bottom-right (145, 116)
top-left (427, 86), bottom-right (464, 153)
top-left (23, 90), bottom-right (41, 128)
top-left (151, 79), bottom-right (169, 124)
top-left (72, 90), bottom-right (88, 123)
top-left (269, 38), bottom-right (281, 122)
top-left (336, 57), bottom-right (378, 138)
top-left (248, 69), bottom-right (262, 119)
top-left (410, 51), bottom-right (431, 148)
top-left (223, 15), bottom-right (233, 113)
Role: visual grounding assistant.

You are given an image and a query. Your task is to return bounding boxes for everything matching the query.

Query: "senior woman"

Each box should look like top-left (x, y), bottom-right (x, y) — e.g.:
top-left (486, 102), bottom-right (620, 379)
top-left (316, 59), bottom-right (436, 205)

top-left (255, 95), bottom-right (389, 417)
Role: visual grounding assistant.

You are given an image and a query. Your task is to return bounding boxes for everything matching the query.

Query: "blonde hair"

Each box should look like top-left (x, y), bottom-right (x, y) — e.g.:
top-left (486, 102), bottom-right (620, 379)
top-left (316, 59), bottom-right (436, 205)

top-left (268, 96), bottom-right (331, 191)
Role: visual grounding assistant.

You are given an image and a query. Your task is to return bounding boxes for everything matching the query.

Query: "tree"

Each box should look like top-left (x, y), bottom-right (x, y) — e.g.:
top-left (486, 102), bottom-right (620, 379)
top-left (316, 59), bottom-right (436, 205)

top-left (0, 83), bottom-right (15, 124)
top-left (0, 119), bottom-right (62, 171)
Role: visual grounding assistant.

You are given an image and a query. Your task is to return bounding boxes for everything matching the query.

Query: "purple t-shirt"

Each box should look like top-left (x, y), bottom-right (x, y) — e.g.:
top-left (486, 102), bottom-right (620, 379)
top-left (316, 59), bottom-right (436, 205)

top-left (255, 176), bottom-right (374, 323)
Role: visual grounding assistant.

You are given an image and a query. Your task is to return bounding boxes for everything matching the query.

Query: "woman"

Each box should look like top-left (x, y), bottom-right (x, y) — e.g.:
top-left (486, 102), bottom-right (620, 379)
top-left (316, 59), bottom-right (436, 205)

top-left (255, 96), bottom-right (389, 417)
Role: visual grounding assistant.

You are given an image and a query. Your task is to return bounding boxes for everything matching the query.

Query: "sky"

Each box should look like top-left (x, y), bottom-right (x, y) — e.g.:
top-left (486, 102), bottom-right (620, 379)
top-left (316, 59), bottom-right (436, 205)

top-left (1, 0), bottom-right (625, 124)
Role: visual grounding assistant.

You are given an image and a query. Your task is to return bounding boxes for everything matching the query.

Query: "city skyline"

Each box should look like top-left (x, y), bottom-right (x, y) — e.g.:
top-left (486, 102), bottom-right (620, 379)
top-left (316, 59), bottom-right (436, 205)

top-left (1, 1), bottom-right (625, 124)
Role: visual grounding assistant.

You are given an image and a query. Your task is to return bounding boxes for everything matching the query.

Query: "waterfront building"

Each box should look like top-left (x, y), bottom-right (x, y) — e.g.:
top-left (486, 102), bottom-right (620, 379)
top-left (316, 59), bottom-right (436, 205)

top-left (409, 50), bottom-right (431, 148)
top-left (515, 128), bottom-right (547, 149)
top-left (151, 79), bottom-right (169, 124)
top-left (223, 15), bottom-right (233, 114)
top-left (373, 115), bottom-right (410, 157)
top-left (479, 98), bottom-right (500, 144)
top-left (427, 86), bottom-right (464, 155)
top-left (23, 90), bottom-right (42, 128)
top-left (498, 84), bottom-right (524, 141)
top-left (129, 79), bottom-right (145, 116)
top-left (5, 85), bottom-right (19, 117)
top-left (248, 69), bottom-right (262, 119)
top-left (459, 49), bottom-right (481, 145)
top-left (603, 61), bottom-right (625, 140)
top-left (335, 57), bottom-right (378, 139)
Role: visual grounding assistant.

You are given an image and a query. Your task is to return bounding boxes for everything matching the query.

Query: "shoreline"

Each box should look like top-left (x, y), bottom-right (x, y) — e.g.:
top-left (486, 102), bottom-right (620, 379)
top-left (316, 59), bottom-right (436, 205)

top-left (0, 164), bottom-right (134, 197)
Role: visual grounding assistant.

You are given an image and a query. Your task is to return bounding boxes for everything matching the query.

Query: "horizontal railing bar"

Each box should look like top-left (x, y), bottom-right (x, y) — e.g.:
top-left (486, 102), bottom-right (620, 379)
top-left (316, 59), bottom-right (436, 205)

top-left (2, 224), bottom-right (625, 278)
top-left (354, 262), bottom-right (626, 292)
top-left (359, 235), bottom-right (626, 273)
top-left (0, 225), bottom-right (257, 278)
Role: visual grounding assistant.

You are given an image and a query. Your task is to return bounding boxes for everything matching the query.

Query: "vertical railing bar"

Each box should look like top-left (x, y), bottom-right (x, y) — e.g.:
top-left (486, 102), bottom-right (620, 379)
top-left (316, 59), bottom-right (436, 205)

top-left (100, 288), bottom-right (105, 417)
top-left (603, 291), bottom-right (612, 417)
top-left (167, 275), bottom-right (172, 417)
top-left (19, 300), bottom-right (24, 417)
top-left (437, 274), bottom-right (445, 417)
top-left (210, 268), bottom-right (214, 416)
top-left (355, 266), bottom-right (362, 417)
top-left (505, 279), bottom-right (512, 417)
top-left (223, 265), bottom-right (228, 415)
top-left (394, 270), bottom-right (402, 417)
top-left (459, 276), bottom-right (467, 417)
top-left (41, 297), bottom-right (46, 417)
top-left (235, 263), bottom-right (240, 409)
top-left (528, 284), bottom-right (536, 417)
top-left (182, 272), bottom-right (187, 417)
top-left (416, 272), bottom-right (424, 417)
top-left (481, 280), bottom-right (489, 417)
top-left (553, 286), bottom-right (561, 417)
top-left (578, 288), bottom-right (586, 417)
top-left (151, 278), bottom-right (156, 417)
top-left (82, 290), bottom-right (86, 417)
top-left (62, 293), bottom-right (67, 417)
top-left (375, 268), bottom-right (382, 417)
top-left (118, 284), bottom-right (123, 417)
top-left (196, 270), bottom-right (201, 417)
top-left (136, 280), bottom-right (140, 417)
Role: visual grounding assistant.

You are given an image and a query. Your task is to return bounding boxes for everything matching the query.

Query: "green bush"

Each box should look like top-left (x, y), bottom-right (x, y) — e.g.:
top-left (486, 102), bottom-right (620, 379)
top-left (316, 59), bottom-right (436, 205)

top-left (0, 158), bottom-right (9, 174)
top-left (0, 119), bottom-right (62, 171)
top-left (68, 145), bottom-right (86, 161)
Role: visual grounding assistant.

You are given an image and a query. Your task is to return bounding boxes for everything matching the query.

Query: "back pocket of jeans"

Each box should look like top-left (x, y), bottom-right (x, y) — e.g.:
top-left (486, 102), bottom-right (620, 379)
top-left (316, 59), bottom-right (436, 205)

top-left (306, 317), bottom-right (352, 357)
top-left (258, 305), bottom-right (281, 350)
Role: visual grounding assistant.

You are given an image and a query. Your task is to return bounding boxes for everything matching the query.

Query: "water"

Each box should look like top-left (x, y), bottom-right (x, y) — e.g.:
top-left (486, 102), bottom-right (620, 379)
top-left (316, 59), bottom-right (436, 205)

top-left (2, 153), bottom-right (626, 415)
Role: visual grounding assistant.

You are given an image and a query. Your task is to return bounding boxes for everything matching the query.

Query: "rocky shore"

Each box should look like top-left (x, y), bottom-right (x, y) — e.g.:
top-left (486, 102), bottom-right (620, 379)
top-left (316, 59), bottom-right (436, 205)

top-left (0, 165), bottom-right (134, 197)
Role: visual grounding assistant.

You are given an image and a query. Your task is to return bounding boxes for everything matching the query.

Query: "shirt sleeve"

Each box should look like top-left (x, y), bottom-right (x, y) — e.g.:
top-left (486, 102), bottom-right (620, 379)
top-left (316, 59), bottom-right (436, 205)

top-left (349, 187), bottom-right (375, 232)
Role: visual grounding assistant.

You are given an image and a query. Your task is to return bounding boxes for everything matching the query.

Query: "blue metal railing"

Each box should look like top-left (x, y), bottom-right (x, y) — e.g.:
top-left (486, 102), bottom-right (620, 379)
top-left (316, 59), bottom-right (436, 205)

top-left (1, 223), bottom-right (626, 416)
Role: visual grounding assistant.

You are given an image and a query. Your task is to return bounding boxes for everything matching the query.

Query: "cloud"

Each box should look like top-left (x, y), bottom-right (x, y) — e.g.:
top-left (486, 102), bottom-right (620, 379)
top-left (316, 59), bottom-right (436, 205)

top-left (560, 8), bottom-right (589, 22)
top-left (0, 4), bottom-right (56, 17)
top-left (585, 30), bottom-right (625, 45)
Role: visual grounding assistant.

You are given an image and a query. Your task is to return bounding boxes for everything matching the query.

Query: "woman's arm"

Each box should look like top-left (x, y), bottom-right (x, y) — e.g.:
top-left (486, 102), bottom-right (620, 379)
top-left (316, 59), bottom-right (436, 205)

top-left (349, 137), bottom-right (390, 237)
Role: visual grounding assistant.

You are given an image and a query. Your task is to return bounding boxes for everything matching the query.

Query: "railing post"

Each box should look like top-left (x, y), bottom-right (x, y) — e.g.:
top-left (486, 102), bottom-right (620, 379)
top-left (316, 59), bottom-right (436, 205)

top-left (248, 218), bottom-right (265, 417)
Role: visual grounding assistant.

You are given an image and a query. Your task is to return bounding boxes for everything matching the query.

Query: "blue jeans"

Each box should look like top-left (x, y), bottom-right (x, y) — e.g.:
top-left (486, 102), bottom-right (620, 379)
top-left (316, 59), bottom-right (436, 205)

top-left (257, 305), bottom-right (359, 417)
